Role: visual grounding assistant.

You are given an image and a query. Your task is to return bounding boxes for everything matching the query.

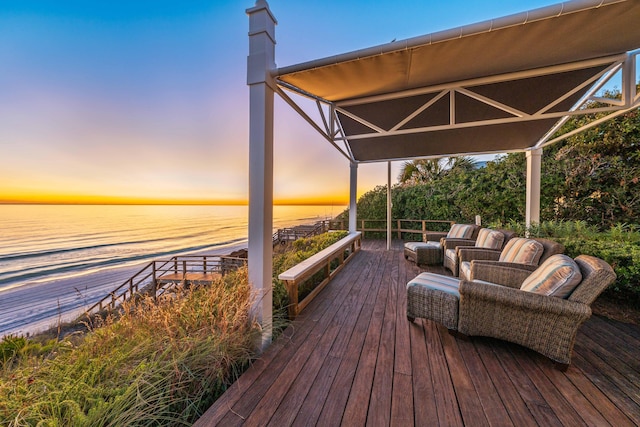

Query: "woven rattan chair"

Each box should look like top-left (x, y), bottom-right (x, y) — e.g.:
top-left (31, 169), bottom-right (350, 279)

top-left (404, 223), bottom-right (479, 266)
top-left (443, 228), bottom-right (517, 276)
top-left (457, 255), bottom-right (616, 370)
top-left (457, 237), bottom-right (564, 281)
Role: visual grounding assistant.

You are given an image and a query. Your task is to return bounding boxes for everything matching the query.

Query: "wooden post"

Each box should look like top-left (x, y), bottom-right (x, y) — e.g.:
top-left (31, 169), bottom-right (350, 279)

top-left (151, 268), bottom-right (157, 299)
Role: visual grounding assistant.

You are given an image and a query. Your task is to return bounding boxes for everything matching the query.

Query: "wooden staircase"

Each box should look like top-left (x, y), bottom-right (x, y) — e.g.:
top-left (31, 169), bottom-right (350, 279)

top-left (84, 255), bottom-right (247, 316)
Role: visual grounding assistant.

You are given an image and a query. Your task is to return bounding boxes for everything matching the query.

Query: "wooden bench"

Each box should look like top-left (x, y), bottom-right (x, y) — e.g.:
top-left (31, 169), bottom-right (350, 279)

top-left (278, 232), bottom-right (362, 318)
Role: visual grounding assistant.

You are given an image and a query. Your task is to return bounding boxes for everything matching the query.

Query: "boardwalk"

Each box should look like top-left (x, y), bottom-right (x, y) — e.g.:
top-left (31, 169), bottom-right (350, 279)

top-left (195, 239), bottom-right (640, 426)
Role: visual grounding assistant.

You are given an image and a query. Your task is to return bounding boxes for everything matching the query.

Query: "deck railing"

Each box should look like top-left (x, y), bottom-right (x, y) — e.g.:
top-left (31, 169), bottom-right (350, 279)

top-left (273, 220), bottom-right (330, 245)
top-left (84, 255), bottom-right (247, 316)
top-left (329, 219), bottom-right (455, 240)
top-left (278, 232), bottom-right (362, 318)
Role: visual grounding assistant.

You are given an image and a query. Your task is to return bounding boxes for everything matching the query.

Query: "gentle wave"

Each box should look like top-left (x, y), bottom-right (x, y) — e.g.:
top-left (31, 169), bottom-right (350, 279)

top-left (0, 237), bottom-right (248, 289)
top-left (0, 230), bottom-right (213, 263)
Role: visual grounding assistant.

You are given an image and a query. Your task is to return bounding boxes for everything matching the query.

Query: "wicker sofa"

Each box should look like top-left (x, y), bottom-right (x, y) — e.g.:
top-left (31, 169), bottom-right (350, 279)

top-left (407, 254), bottom-right (617, 370)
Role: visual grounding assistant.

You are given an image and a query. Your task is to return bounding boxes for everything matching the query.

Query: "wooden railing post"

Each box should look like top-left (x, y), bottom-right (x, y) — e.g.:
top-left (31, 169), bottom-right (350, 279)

top-left (286, 280), bottom-right (298, 318)
top-left (397, 219), bottom-right (401, 239)
top-left (152, 263), bottom-right (158, 299)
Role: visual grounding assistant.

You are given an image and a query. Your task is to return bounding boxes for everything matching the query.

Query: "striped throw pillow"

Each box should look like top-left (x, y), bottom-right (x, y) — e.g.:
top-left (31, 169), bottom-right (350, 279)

top-left (498, 238), bottom-right (544, 265)
top-left (447, 224), bottom-right (475, 239)
top-left (475, 229), bottom-right (504, 250)
top-left (521, 254), bottom-right (583, 298)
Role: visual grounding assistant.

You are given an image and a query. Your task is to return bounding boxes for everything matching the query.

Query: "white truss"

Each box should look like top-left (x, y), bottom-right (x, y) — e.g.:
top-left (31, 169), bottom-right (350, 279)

top-left (276, 51), bottom-right (640, 162)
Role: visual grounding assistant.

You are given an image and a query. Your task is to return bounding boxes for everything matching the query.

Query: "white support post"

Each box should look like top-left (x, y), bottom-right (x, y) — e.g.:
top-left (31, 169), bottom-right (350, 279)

top-left (349, 162), bottom-right (358, 233)
top-left (526, 148), bottom-right (542, 231)
top-left (246, 0), bottom-right (277, 349)
top-left (387, 161), bottom-right (392, 250)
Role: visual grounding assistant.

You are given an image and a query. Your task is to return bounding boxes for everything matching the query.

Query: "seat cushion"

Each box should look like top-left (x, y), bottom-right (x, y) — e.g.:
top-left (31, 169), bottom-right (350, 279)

top-left (499, 238), bottom-right (544, 265)
top-left (459, 261), bottom-right (471, 281)
top-left (521, 254), bottom-right (583, 298)
top-left (475, 228), bottom-right (505, 250)
top-left (445, 248), bottom-right (457, 263)
top-left (404, 240), bottom-right (440, 251)
top-left (447, 224), bottom-right (476, 239)
top-left (407, 272), bottom-right (461, 295)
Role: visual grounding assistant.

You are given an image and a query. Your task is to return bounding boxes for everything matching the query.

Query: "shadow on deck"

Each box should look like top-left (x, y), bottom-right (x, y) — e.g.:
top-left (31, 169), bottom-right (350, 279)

top-left (195, 239), bottom-right (640, 426)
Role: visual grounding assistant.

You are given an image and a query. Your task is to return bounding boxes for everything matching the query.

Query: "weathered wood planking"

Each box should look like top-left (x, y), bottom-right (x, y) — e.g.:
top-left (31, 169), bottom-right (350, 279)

top-left (194, 239), bottom-right (640, 426)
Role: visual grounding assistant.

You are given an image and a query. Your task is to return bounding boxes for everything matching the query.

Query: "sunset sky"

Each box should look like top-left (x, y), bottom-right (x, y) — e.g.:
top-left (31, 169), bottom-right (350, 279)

top-left (1, 0), bottom-right (563, 205)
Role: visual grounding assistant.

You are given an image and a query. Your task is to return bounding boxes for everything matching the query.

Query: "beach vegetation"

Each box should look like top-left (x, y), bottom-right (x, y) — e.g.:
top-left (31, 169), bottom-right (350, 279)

top-left (0, 266), bottom-right (257, 425)
top-left (0, 230), bottom-right (348, 425)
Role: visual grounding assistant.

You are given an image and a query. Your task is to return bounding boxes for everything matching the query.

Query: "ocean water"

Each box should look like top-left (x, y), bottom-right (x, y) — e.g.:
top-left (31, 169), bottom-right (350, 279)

top-left (0, 204), bottom-right (343, 336)
top-left (0, 204), bottom-right (343, 291)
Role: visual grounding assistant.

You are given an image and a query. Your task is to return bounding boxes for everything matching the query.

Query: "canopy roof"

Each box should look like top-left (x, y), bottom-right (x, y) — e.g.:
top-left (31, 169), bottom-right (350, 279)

top-left (275, 0), bottom-right (640, 162)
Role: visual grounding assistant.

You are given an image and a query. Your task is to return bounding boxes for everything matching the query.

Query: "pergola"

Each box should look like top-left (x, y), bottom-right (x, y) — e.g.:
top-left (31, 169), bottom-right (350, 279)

top-left (246, 0), bottom-right (640, 343)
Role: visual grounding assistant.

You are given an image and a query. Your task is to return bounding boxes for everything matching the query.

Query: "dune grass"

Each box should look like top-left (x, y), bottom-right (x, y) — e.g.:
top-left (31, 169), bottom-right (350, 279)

top-left (0, 231), bottom-right (350, 426)
top-left (0, 267), bottom-right (258, 426)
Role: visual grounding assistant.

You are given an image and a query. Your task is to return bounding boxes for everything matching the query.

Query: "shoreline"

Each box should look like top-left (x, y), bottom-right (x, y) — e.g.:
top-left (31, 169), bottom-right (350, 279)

top-left (0, 242), bottom-right (248, 338)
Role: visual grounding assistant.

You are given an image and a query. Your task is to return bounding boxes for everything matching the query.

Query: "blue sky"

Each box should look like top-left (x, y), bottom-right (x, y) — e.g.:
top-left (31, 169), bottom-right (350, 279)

top-left (0, 0), bottom-right (564, 204)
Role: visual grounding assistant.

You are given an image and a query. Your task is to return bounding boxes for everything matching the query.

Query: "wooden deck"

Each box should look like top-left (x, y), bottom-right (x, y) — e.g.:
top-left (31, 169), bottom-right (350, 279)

top-left (195, 239), bottom-right (640, 426)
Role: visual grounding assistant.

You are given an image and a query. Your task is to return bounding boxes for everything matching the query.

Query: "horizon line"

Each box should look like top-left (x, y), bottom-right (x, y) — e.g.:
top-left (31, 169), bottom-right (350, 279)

top-left (0, 201), bottom-right (349, 207)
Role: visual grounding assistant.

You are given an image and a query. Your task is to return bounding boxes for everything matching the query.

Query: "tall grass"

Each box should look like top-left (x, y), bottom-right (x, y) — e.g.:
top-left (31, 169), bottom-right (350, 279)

top-left (0, 231), bottom-right (350, 425)
top-left (0, 267), bottom-right (258, 426)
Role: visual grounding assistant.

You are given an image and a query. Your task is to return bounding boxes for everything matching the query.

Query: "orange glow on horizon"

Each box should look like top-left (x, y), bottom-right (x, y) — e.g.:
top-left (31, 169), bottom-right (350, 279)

top-left (0, 192), bottom-right (349, 206)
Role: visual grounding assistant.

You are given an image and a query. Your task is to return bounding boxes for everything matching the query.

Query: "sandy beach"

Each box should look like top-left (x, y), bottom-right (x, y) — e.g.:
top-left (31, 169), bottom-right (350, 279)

top-left (0, 243), bottom-right (247, 338)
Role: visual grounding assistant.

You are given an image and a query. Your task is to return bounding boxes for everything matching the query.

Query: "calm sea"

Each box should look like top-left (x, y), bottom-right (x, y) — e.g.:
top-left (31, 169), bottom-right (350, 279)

top-left (0, 204), bottom-right (343, 335)
top-left (0, 205), bottom-right (344, 338)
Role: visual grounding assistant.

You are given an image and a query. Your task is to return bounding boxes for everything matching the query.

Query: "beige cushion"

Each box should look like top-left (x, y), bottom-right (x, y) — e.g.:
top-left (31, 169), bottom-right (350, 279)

top-left (475, 228), bottom-right (505, 250)
top-left (445, 248), bottom-right (456, 262)
top-left (521, 254), bottom-right (583, 298)
top-left (447, 224), bottom-right (475, 239)
top-left (499, 238), bottom-right (544, 265)
top-left (459, 261), bottom-right (471, 281)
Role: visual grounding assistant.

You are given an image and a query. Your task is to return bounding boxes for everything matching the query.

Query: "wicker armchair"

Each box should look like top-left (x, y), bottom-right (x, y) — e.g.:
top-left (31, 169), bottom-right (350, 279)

top-left (457, 255), bottom-right (616, 369)
top-left (443, 228), bottom-right (517, 276)
top-left (458, 237), bottom-right (564, 281)
top-left (404, 223), bottom-right (480, 266)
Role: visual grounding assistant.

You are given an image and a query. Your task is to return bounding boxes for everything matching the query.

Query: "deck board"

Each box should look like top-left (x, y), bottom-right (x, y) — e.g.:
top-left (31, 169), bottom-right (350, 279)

top-left (194, 239), bottom-right (640, 426)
